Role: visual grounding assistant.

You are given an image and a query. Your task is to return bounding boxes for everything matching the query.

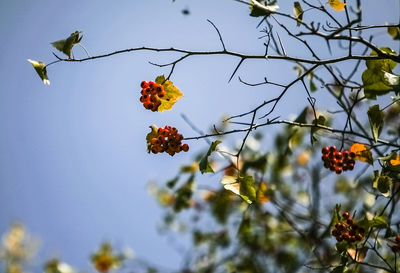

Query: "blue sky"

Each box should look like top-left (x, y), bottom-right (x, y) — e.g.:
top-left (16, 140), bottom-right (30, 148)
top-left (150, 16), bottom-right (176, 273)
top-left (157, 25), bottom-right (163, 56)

top-left (0, 0), bottom-right (399, 271)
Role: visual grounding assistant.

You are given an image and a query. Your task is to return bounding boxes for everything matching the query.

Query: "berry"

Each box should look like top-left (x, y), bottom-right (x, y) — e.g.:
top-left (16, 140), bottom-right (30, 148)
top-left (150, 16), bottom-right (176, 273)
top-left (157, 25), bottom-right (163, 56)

top-left (321, 146), bottom-right (356, 175)
top-left (139, 81), bottom-right (165, 112)
top-left (332, 211), bottom-right (364, 243)
top-left (149, 126), bottom-right (189, 156)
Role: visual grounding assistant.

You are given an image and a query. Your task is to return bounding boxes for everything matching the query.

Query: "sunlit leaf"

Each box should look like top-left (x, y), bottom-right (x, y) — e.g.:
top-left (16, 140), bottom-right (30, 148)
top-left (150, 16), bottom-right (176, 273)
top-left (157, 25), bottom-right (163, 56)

top-left (347, 247), bottom-right (367, 262)
top-left (329, 0), bottom-right (346, 11)
top-left (293, 2), bottom-right (303, 27)
top-left (27, 59), bottom-right (50, 85)
top-left (382, 70), bottom-right (400, 91)
top-left (249, 0), bottom-right (279, 17)
top-left (388, 26), bottom-right (400, 40)
top-left (239, 175), bottom-right (256, 204)
top-left (221, 175), bottom-right (256, 204)
top-left (155, 75), bottom-right (183, 112)
top-left (350, 143), bottom-right (373, 164)
top-left (51, 31), bottom-right (82, 59)
top-left (44, 259), bottom-right (76, 273)
top-left (145, 125), bottom-right (158, 153)
top-left (362, 47), bottom-right (398, 98)
top-left (367, 105), bottom-right (384, 142)
top-left (199, 140), bottom-right (221, 173)
top-left (369, 216), bottom-right (388, 228)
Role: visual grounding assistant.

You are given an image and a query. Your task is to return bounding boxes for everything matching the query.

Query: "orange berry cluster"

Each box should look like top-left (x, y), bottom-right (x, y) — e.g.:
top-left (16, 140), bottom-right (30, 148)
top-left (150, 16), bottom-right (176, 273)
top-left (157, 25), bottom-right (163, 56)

top-left (390, 235), bottom-right (400, 253)
top-left (321, 146), bottom-right (356, 174)
top-left (332, 212), bottom-right (364, 243)
top-left (140, 81), bottom-right (166, 112)
top-left (150, 126), bottom-right (189, 156)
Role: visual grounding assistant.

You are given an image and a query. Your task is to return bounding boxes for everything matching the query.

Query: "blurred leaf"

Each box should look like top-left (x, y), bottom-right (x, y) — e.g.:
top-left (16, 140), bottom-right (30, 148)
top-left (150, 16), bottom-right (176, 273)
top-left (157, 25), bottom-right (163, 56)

top-left (146, 125), bottom-right (158, 153)
top-left (239, 175), bottom-right (256, 204)
top-left (51, 31), bottom-right (82, 59)
top-left (27, 59), bottom-right (50, 85)
top-left (155, 75), bottom-right (183, 112)
top-left (242, 154), bottom-right (268, 173)
top-left (367, 105), bottom-right (384, 142)
top-left (293, 2), bottom-right (303, 27)
top-left (173, 174), bottom-right (194, 212)
top-left (256, 182), bottom-right (270, 203)
top-left (199, 140), bottom-right (221, 173)
top-left (180, 162), bottom-right (199, 174)
top-left (249, 0), bottom-right (279, 17)
top-left (166, 176), bottom-right (179, 189)
top-left (369, 216), bottom-right (388, 228)
top-left (350, 143), bottom-right (373, 164)
top-left (329, 0), bottom-right (346, 11)
top-left (310, 115), bottom-right (326, 145)
top-left (91, 243), bottom-right (123, 273)
top-left (347, 247), bottom-right (367, 262)
top-left (294, 107), bottom-right (308, 123)
top-left (331, 266), bottom-right (345, 273)
top-left (388, 26), bottom-right (400, 40)
top-left (221, 175), bottom-right (256, 204)
top-left (210, 190), bottom-right (234, 224)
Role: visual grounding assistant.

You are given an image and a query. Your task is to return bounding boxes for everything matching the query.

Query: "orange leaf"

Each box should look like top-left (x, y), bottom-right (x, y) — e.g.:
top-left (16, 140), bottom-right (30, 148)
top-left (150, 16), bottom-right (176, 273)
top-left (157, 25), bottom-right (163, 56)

top-left (347, 248), bottom-right (367, 262)
top-left (329, 0), bottom-right (346, 11)
top-left (350, 143), bottom-right (373, 164)
top-left (257, 182), bottom-right (270, 204)
top-left (390, 155), bottom-right (400, 166)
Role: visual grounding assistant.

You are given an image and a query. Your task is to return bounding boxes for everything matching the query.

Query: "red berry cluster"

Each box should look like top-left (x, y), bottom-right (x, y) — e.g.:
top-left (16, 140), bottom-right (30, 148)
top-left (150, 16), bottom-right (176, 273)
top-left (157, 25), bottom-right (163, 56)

top-left (321, 146), bottom-right (356, 174)
top-left (332, 212), bottom-right (364, 243)
top-left (150, 126), bottom-right (189, 156)
top-left (390, 235), bottom-right (400, 253)
top-left (140, 81), bottom-right (166, 112)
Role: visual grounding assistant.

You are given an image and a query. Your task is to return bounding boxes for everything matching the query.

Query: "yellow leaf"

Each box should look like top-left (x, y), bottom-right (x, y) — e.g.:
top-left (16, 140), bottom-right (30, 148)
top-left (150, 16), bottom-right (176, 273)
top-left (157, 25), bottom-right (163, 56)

top-left (390, 154), bottom-right (400, 166)
top-left (155, 75), bottom-right (183, 112)
top-left (350, 143), bottom-right (373, 164)
top-left (329, 0), bottom-right (346, 11)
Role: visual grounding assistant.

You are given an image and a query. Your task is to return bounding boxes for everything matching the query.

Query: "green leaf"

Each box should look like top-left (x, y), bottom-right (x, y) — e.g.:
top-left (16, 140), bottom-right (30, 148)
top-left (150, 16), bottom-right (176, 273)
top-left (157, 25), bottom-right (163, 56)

top-left (199, 140), bottom-right (221, 174)
top-left (155, 75), bottom-right (183, 112)
top-left (27, 59), bottom-right (50, 85)
top-left (294, 107), bottom-right (308, 123)
top-left (362, 47), bottom-right (398, 98)
top-left (388, 26), bottom-right (400, 40)
top-left (146, 125), bottom-right (159, 153)
top-left (238, 175), bottom-right (256, 204)
top-left (51, 31), bottom-right (82, 59)
top-left (366, 47), bottom-right (397, 71)
top-left (331, 266), bottom-right (345, 273)
top-left (369, 216), bottom-right (388, 229)
top-left (367, 105), bottom-right (384, 142)
top-left (372, 171), bottom-right (392, 196)
top-left (249, 0), bottom-right (279, 17)
top-left (293, 2), bottom-right (303, 27)
top-left (310, 115), bottom-right (326, 145)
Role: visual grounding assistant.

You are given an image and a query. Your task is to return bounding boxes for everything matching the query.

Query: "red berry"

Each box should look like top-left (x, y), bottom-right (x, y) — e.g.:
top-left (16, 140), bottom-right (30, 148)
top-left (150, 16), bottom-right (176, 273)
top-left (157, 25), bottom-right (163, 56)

top-left (141, 81), bottom-right (148, 88)
top-left (182, 144), bottom-right (189, 152)
top-left (322, 147), bottom-right (329, 154)
top-left (329, 146), bottom-right (337, 153)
